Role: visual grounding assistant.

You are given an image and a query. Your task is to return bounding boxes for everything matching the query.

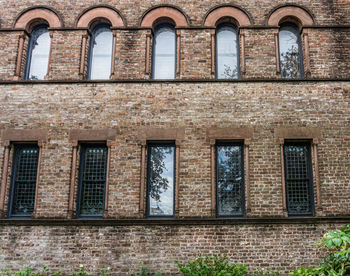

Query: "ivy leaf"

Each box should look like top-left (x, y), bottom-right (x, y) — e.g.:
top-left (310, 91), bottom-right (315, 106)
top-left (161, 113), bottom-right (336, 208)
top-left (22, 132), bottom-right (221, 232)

top-left (333, 238), bottom-right (342, 247)
top-left (326, 239), bottom-right (333, 248)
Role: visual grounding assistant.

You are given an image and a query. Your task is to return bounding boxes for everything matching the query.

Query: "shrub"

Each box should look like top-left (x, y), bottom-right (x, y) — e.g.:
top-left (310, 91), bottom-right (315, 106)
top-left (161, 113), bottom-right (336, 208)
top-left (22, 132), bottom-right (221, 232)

top-left (175, 254), bottom-right (247, 276)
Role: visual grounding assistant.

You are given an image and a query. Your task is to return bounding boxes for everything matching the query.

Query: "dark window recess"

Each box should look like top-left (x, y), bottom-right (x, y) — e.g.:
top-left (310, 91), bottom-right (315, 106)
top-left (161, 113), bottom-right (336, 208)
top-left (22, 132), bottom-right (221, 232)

top-left (216, 143), bottom-right (245, 217)
top-left (9, 145), bottom-right (39, 217)
top-left (284, 143), bottom-right (314, 216)
top-left (77, 145), bottom-right (107, 217)
top-left (147, 143), bottom-right (175, 217)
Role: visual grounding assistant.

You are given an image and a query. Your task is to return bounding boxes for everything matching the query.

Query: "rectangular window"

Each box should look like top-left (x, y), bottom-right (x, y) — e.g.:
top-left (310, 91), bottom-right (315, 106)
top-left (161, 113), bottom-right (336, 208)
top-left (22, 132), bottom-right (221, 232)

top-left (284, 142), bottom-right (314, 216)
top-left (147, 143), bottom-right (175, 217)
top-left (216, 142), bottom-right (245, 217)
top-left (77, 144), bottom-right (107, 217)
top-left (9, 144), bottom-right (39, 217)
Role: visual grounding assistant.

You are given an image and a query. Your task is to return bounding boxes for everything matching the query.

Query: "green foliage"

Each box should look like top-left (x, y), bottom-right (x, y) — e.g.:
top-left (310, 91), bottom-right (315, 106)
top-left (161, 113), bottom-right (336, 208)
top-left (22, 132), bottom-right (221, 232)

top-left (130, 265), bottom-right (161, 276)
top-left (0, 266), bottom-right (61, 276)
top-left (253, 267), bottom-right (280, 276)
top-left (175, 254), bottom-right (247, 276)
top-left (288, 266), bottom-right (318, 276)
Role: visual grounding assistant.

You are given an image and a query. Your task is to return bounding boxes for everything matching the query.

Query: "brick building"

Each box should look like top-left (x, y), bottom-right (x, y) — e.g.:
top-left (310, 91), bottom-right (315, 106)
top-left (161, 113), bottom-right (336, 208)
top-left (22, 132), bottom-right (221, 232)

top-left (0, 0), bottom-right (349, 274)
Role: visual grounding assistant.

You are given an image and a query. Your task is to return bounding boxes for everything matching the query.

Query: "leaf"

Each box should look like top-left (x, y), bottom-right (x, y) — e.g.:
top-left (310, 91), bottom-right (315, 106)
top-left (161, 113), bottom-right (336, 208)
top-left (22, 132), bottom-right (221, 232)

top-left (333, 238), bottom-right (343, 247)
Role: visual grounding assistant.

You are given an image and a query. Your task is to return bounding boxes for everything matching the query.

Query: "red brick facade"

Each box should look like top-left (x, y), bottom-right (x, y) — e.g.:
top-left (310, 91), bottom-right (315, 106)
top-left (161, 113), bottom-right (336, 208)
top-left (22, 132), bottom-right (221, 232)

top-left (0, 0), bottom-right (349, 274)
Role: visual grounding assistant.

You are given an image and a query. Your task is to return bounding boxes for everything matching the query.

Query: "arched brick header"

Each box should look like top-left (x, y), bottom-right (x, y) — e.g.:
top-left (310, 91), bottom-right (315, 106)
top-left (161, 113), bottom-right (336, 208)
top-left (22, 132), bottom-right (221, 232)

top-left (76, 5), bottom-right (125, 28)
top-left (140, 5), bottom-right (189, 27)
top-left (203, 5), bottom-right (252, 27)
top-left (267, 5), bottom-right (314, 26)
top-left (14, 6), bottom-right (63, 29)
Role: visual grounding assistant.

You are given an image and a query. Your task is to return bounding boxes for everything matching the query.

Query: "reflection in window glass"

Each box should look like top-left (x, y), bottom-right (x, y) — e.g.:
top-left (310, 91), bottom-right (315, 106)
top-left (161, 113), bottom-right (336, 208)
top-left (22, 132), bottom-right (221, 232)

top-left (9, 145), bottom-right (39, 217)
top-left (279, 23), bottom-right (304, 78)
top-left (284, 143), bottom-right (314, 216)
top-left (88, 24), bottom-right (113, 80)
top-left (216, 143), bottom-right (244, 217)
top-left (25, 25), bottom-right (50, 80)
top-left (147, 144), bottom-right (175, 217)
top-left (216, 25), bottom-right (239, 79)
top-left (152, 24), bottom-right (176, 79)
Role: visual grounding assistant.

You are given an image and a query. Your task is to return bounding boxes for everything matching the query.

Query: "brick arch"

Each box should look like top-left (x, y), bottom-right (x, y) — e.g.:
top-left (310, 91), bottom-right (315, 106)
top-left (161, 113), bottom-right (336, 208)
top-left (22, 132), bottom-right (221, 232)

top-left (267, 5), bottom-right (314, 26)
top-left (14, 6), bottom-right (63, 29)
top-left (203, 5), bottom-right (252, 27)
top-left (140, 5), bottom-right (189, 27)
top-left (76, 5), bottom-right (125, 28)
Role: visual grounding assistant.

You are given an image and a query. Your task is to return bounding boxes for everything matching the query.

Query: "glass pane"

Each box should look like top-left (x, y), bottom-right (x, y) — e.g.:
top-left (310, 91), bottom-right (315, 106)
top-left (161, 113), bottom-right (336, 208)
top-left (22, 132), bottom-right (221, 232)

top-left (152, 25), bottom-right (176, 79)
top-left (216, 144), bottom-right (244, 216)
top-left (279, 25), bottom-right (303, 78)
top-left (89, 25), bottom-right (113, 80)
top-left (284, 144), bottom-right (313, 215)
top-left (216, 25), bottom-right (239, 79)
top-left (11, 146), bottom-right (39, 216)
top-left (148, 145), bottom-right (175, 216)
top-left (79, 146), bottom-right (107, 216)
top-left (26, 26), bottom-right (50, 80)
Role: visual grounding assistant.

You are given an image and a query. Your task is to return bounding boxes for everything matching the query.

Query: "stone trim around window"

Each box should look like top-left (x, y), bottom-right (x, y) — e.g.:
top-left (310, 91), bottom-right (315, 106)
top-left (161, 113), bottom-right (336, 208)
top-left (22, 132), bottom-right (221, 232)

top-left (207, 127), bottom-right (254, 217)
top-left (137, 128), bottom-right (184, 218)
top-left (76, 6), bottom-right (125, 28)
top-left (274, 127), bottom-right (322, 215)
top-left (67, 129), bottom-right (117, 219)
top-left (0, 129), bottom-right (47, 218)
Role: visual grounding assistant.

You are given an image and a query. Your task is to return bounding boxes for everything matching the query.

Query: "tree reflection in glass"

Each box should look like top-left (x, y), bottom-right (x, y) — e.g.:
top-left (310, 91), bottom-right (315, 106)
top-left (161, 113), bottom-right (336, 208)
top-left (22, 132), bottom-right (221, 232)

top-left (147, 144), bottom-right (175, 216)
top-left (216, 144), bottom-right (244, 216)
top-left (279, 23), bottom-right (304, 78)
top-left (216, 24), bottom-right (239, 79)
top-left (25, 25), bottom-right (50, 80)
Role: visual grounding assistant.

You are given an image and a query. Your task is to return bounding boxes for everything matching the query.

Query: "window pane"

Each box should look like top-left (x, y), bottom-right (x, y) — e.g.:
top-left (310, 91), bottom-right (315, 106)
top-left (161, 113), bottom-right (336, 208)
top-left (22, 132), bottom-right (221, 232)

top-left (284, 144), bottom-right (313, 216)
top-left (152, 25), bottom-right (176, 79)
top-left (10, 145), bottom-right (39, 216)
top-left (78, 145), bottom-right (107, 216)
top-left (216, 144), bottom-right (244, 216)
top-left (147, 144), bottom-right (175, 216)
top-left (26, 26), bottom-right (50, 80)
top-left (216, 25), bottom-right (239, 79)
top-left (88, 25), bottom-right (113, 80)
top-left (279, 24), bottom-right (303, 78)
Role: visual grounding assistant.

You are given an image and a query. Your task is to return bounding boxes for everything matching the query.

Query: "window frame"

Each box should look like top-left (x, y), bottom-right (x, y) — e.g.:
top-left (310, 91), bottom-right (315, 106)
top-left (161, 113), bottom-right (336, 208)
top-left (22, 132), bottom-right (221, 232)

top-left (24, 24), bottom-right (51, 81)
top-left (76, 143), bottom-right (108, 218)
top-left (146, 141), bottom-right (176, 218)
top-left (7, 143), bottom-right (40, 218)
top-left (151, 23), bottom-right (177, 80)
top-left (283, 140), bottom-right (315, 217)
top-left (87, 23), bottom-right (113, 80)
top-left (215, 141), bottom-right (245, 218)
top-left (215, 23), bottom-right (240, 79)
top-left (278, 22), bottom-right (304, 79)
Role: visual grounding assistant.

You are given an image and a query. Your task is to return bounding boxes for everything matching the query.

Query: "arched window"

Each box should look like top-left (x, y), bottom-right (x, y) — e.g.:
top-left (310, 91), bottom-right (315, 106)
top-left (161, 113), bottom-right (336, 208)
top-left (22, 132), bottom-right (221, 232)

top-left (87, 24), bottom-right (113, 80)
top-left (278, 23), bottom-right (304, 78)
top-left (25, 25), bottom-right (50, 80)
top-left (216, 24), bottom-right (240, 79)
top-left (152, 24), bottom-right (176, 80)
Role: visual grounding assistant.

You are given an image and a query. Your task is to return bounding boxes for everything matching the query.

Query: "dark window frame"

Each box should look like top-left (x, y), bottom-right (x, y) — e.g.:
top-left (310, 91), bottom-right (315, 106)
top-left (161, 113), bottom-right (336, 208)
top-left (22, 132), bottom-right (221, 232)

top-left (151, 23), bottom-right (177, 80)
top-left (76, 143), bottom-right (108, 218)
top-left (24, 24), bottom-right (50, 80)
top-left (284, 140), bottom-right (314, 217)
top-left (146, 141), bottom-right (176, 218)
top-left (278, 22), bottom-right (304, 79)
top-left (87, 23), bottom-right (113, 80)
top-left (8, 143), bottom-right (40, 218)
top-left (215, 23), bottom-right (240, 80)
top-left (215, 141), bottom-right (245, 218)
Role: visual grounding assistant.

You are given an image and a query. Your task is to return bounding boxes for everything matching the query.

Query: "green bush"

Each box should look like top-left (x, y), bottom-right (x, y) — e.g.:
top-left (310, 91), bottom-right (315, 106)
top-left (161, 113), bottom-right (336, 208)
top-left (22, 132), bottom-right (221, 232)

top-left (175, 254), bottom-right (247, 276)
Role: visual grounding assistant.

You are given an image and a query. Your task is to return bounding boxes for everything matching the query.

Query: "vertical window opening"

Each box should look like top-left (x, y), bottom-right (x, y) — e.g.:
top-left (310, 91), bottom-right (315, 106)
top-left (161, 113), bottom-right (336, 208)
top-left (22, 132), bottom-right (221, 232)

top-left (9, 145), bottom-right (39, 217)
top-left (77, 144), bottom-right (108, 217)
top-left (216, 24), bottom-right (240, 79)
top-left (279, 22), bottom-right (304, 78)
top-left (152, 24), bottom-right (176, 80)
top-left (146, 143), bottom-right (175, 217)
top-left (216, 142), bottom-right (245, 217)
top-left (25, 25), bottom-right (50, 80)
top-left (87, 24), bottom-right (113, 80)
top-left (284, 142), bottom-right (314, 216)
